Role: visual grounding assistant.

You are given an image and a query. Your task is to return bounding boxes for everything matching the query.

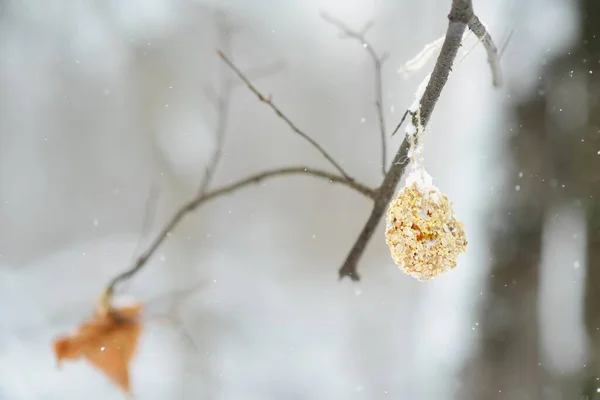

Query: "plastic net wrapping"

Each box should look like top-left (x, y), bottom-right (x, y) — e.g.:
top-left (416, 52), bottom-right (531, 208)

top-left (385, 172), bottom-right (467, 281)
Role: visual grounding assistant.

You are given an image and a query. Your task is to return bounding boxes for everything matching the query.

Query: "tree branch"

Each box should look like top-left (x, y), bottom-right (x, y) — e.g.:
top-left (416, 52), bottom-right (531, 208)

top-left (102, 12), bottom-right (375, 309)
top-left (321, 12), bottom-right (390, 177)
top-left (217, 50), bottom-right (355, 182)
top-left (105, 166), bottom-right (375, 296)
top-left (103, 0), bottom-right (498, 298)
top-left (206, 167), bottom-right (375, 200)
top-left (203, 59), bottom-right (286, 109)
top-left (338, 0), bottom-right (476, 280)
top-left (391, 109), bottom-right (410, 137)
top-left (150, 281), bottom-right (207, 351)
top-left (199, 16), bottom-right (234, 196)
top-left (467, 15), bottom-right (502, 87)
top-left (200, 73), bottom-right (231, 196)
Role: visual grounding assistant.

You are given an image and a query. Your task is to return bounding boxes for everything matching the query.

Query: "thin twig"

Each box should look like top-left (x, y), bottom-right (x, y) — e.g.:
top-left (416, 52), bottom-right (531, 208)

top-left (391, 109), bottom-right (411, 137)
top-left (199, 81), bottom-right (230, 196)
top-left (204, 59), bottom-right (286, 192)
top-left (199, 16), bottom-right (234, 196)
top-left (103, 18), bottom-right (275, 301)
top-left (217, 50), bottom-right (354, 182)
top-left (102, 15), bottom-right (371, 304)
top-left (117, 184), bottom-right (161, 295)
top-left (203, 167), bottom-right (375, 200)
top-left (150, 281), bottom-right (207, 351)
top-left (203, 46), bottom-right (285, 195)
top-left (467, 15), bottom-right (502, 87)
top-left (105, 166), bottom-right (374, 296)
top-left (499, 27), bottom-right (514, 59)
top-left (146, 281), bottom-right (208, 311)
top-left (321, 12), bottom-right (389, 177)
top-left (338, 0), bottom-right (478, 280)
top-left (129, 184), bottom-right (160, 263)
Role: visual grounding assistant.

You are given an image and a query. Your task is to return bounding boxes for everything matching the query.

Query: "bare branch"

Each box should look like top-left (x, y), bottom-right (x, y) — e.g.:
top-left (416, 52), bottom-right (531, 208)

top-left (130, 184), bottom-right (160, 261)
top-left (117, 184), bottom-right (160, 295)
top-left (101, 1), bottom-right (497, 298)
top-left (203, 167), bottom-right (375, 200)
top-left (105, 166), bottom-right (374, 296)
top-left (467, 15), bottom-right (502, 87)
top-left (206, 60), bottom-right (284, 191)
top-left (217, 50), bottom-right (354, 181)
top-left (359, 21), bottom-right (374, 37)
top-left (198, 99), bottom-right (229, 197)
top-left (104, 17), bottom-right (289, 303)
top-left (102, 13), bottom-right (373, 309)
top-left (199, 82), bottom-right (230, 196)
top-left (339, 0), bottom-right (478, 280)
top-left (391, 109), bottom-right (411, 137)
top-left (201, 23), bottom-right (286, 197)
top-left (147, 281), bottom-right (207, 311)
top-left (321, 12), bottom-right (389, 177)
top-left (149, 281), bottom-right (207, 351)
top-left (499, 27), bottom-right (515, 59)
top-left (199, 18), bottom-right (235, 196)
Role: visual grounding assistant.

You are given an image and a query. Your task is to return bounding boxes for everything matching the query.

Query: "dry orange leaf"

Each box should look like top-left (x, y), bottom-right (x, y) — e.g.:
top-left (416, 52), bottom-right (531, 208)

top-left (53, 304), bottom-right (143, 394)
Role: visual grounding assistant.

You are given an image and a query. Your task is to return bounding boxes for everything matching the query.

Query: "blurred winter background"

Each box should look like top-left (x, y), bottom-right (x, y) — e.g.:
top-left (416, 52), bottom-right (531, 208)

top-left (0, 0), bottom-right (597, 398)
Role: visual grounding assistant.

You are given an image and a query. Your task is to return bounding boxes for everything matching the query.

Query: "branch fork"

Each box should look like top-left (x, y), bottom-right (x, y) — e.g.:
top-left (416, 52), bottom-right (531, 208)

top-left (102, 0), bottom-right (501, 309)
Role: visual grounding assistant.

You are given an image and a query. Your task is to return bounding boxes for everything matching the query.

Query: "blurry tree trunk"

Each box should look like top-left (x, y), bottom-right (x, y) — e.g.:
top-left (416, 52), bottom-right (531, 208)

top-left (461, 0), bottom-right (600, 398)
top-left (584, 200), bottom-right (600, 397)
top-left (580, 0), bottom-right (600, 397)
top-left (459, 98), bottom-right (552, 400)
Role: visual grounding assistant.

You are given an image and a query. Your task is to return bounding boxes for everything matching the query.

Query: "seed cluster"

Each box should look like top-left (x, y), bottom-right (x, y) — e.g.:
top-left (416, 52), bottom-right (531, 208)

top-left (385, 183), bottom-right (467, 281)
